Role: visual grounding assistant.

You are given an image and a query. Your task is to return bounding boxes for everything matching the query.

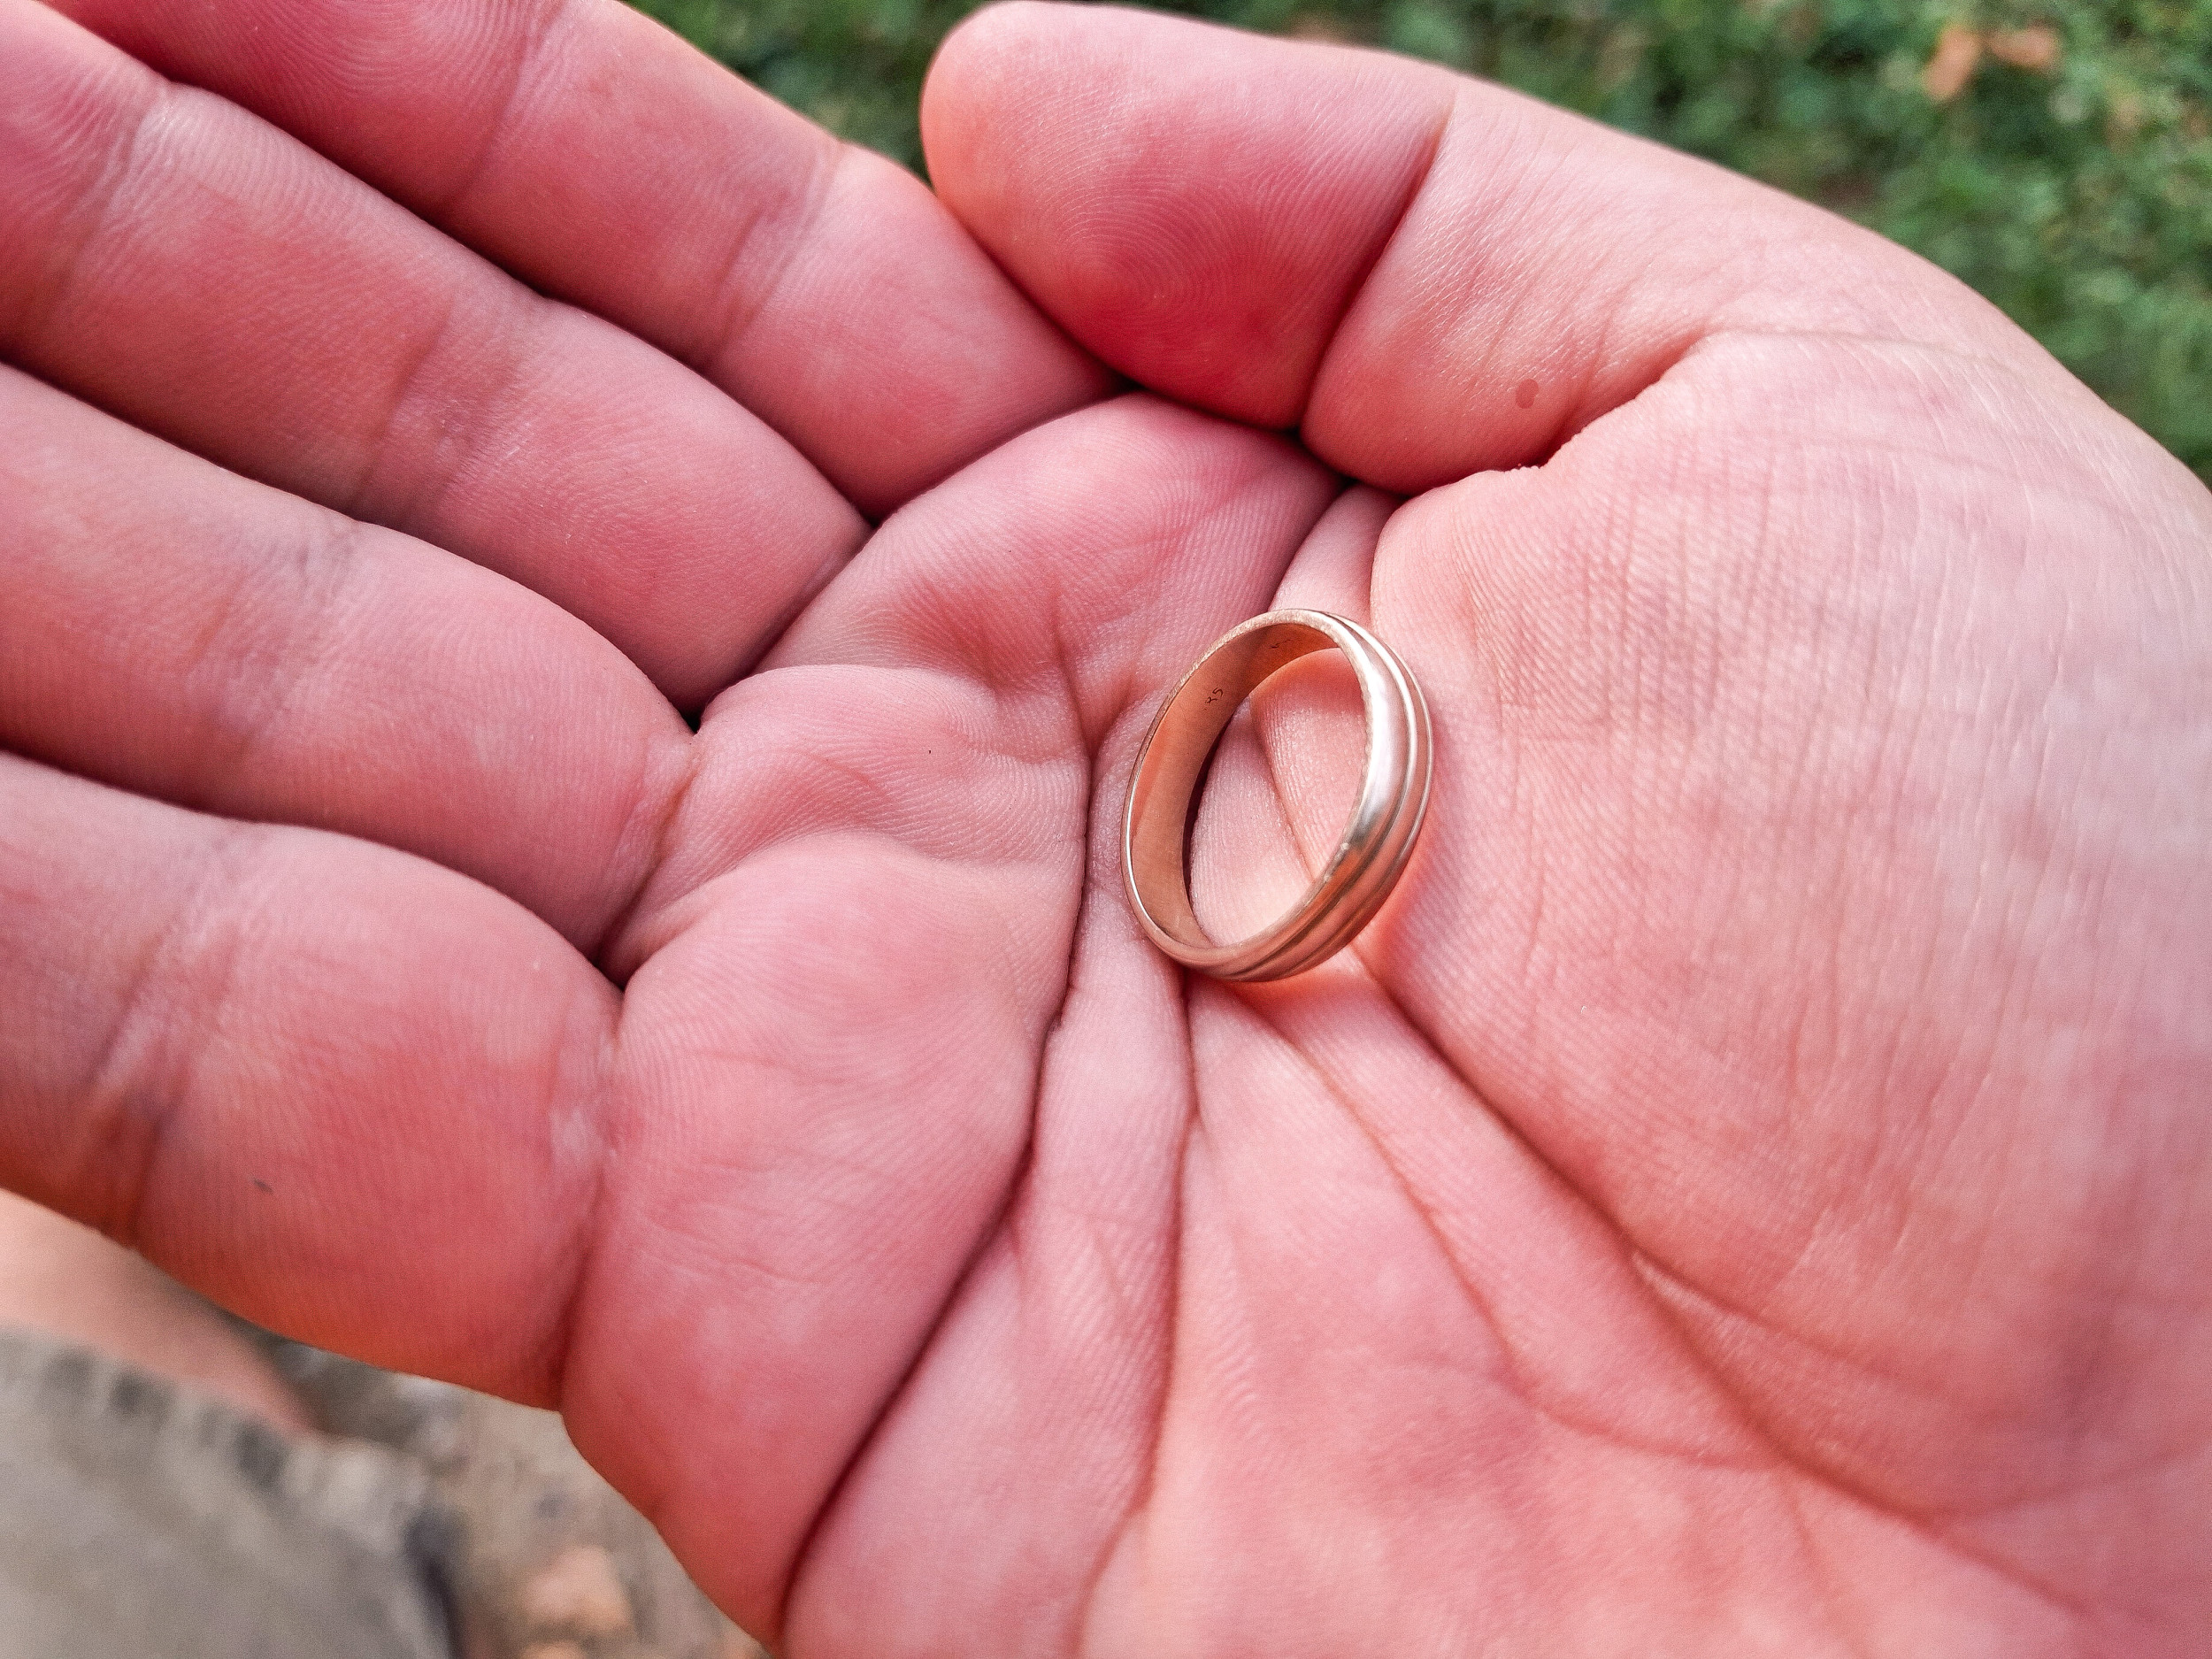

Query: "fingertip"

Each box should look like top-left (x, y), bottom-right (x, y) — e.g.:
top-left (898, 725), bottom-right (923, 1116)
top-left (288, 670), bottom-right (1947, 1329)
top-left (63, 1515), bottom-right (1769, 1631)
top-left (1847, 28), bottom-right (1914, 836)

top-left (925, 3), bottom-right (1451, 430)
top-left (921, 2), bottom-right (1091, 250)
top-left (921, 0), bottom-right (1061, 142)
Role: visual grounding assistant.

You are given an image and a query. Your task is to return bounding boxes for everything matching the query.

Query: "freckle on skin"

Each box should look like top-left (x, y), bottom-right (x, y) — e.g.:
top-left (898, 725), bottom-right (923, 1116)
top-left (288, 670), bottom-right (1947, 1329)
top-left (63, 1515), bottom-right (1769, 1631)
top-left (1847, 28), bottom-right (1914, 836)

top-left (1515, 379), bottom-right (1539, 410)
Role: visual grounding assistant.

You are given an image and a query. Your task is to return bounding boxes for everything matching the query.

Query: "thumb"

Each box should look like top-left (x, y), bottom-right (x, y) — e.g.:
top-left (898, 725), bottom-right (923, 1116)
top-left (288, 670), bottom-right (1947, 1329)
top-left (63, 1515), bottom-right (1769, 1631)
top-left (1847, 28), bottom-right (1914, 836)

top-left (921, 1), bottom-right (2055, 489)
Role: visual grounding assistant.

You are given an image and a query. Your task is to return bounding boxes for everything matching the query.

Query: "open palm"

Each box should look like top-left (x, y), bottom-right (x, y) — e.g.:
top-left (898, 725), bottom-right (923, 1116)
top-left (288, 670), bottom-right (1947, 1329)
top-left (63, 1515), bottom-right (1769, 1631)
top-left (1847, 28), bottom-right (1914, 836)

top-left (3, 1), bottom-right (2207, 1653)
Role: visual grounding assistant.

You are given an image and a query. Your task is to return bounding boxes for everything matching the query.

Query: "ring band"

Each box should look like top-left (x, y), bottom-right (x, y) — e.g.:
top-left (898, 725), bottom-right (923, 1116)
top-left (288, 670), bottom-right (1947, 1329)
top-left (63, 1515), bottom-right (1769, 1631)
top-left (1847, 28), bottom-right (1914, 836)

top-left (1122, 609), bottom-right (1432, 981)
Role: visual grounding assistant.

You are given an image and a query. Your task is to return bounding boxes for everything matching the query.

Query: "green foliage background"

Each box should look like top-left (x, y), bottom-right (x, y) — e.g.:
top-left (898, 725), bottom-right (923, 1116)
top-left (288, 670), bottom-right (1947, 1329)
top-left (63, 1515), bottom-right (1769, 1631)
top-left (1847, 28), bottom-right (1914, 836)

top-left (632, 0), bottom-right (2211, 481)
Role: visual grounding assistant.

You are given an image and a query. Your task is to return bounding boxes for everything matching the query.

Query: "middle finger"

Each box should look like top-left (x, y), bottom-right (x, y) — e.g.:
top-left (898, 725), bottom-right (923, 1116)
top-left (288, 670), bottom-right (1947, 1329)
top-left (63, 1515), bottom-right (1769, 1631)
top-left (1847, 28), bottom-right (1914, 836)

top-left (0, 0), bottom-right (865, 708)
top-left (0, 362), bottom-right (685, 952)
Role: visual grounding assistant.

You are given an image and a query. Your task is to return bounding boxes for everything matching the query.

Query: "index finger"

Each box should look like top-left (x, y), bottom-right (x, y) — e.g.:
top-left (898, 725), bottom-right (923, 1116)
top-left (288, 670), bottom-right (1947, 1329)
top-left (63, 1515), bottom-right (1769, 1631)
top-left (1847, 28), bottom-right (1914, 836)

top-left (51, 0), bottom-right (1114, 517)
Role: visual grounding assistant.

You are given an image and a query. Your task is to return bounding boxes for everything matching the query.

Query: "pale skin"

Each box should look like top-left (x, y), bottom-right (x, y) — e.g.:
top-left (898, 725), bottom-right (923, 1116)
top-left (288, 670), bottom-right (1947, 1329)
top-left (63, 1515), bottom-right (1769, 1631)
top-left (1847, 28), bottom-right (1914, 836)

top-left (0, 0), bottom-right (2206, 1652)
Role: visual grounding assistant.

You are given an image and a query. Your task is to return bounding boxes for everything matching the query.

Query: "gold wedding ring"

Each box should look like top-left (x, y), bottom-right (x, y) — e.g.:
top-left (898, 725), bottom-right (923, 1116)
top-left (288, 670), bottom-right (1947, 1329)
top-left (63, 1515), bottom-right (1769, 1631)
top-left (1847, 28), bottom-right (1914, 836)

top-left (1122, 610), bottom-right (1432, 981)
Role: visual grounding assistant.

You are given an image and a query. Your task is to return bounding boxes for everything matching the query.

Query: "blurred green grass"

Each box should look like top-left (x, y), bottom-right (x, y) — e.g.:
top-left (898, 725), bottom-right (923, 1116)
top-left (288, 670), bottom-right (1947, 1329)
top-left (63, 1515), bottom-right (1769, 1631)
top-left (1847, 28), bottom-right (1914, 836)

top-left (632, 0), bottom-right (2212, 481)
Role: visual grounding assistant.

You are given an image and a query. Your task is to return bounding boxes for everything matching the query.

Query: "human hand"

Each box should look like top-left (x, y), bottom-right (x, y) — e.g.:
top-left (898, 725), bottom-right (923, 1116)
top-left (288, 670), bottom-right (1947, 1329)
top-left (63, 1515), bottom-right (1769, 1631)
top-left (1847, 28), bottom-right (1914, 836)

top-left (3, 1), bottom-right (2207, 1652)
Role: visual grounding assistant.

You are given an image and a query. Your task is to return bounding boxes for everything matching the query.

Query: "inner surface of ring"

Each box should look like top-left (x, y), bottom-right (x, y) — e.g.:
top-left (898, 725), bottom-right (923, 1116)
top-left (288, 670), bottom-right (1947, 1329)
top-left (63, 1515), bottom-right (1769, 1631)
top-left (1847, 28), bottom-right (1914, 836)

top-left (1127, 621), bottom-right (1355, 951)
